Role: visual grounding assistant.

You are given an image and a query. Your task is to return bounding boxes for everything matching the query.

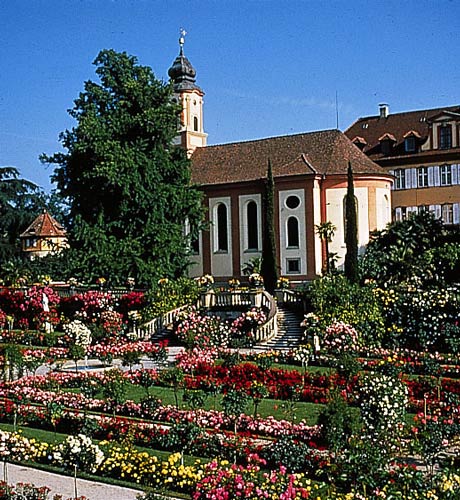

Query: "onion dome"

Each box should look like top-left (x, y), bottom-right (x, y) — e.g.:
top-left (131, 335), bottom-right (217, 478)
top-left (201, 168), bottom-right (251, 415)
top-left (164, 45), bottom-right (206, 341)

top-left (168, 31), bottom-right (202, 93)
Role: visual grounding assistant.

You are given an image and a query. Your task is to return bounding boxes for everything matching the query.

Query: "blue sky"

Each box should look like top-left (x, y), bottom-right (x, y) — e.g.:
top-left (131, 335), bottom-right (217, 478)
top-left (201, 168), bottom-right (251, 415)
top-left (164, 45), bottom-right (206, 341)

top-left (1, 0), bottom-right (459, 191)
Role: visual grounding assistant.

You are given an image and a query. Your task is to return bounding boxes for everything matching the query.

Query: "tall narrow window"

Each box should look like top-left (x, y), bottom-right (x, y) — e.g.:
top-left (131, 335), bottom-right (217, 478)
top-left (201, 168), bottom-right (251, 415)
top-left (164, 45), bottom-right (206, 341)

top-left (394, 169), bottom-right (405, 190)
top-left (217, 203), bottom-right (228, 252)
top-left (418, 167), bottom-right (428, 187)
top-left (246, 201), bottom-right (258, 250)
top-left (193, 116), bottom-right (199, 132)
top-left (439, 125), bottom-right (452, 149)
top-left (440, 164), bottom-right (452, 186)
top-left (287, 217), bottom-right (299, 248)
top-left (442, 204), bottom-right (454, 224)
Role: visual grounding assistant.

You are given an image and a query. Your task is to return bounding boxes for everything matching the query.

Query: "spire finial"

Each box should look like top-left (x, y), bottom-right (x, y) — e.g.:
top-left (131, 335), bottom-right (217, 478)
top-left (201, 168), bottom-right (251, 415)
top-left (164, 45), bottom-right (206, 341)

top-left (179, 28), bottom-right (187, 54)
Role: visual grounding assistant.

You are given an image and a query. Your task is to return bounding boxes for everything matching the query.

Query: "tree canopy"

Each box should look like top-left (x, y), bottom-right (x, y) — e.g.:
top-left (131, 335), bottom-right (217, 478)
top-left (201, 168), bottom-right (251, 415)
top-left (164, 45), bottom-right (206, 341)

top-left (41, 49), bottom-right (203, 286)
top-left (0, 166), bottom-right (46, 262)
top-left (360, 211), bottom-right (460, 285)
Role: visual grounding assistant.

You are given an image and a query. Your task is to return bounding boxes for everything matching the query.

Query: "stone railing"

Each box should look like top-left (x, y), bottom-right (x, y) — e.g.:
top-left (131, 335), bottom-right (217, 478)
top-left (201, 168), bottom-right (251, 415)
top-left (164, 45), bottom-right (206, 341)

top-left (134, 305), bottom-right (186, 339)
top-left (199, 289), bottom-right (278, 344)
top-left (275, 288), bottom-right (302, 306)
top-left (197, 289), bottom-right (266, 309)
top-left (253, 290), bottom-right (278, 343)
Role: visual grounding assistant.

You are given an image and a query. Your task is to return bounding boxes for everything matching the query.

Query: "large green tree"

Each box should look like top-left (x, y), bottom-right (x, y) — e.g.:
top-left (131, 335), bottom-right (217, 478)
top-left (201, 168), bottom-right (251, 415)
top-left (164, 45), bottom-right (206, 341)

top-left (41, 49), bottom-right (202, 286)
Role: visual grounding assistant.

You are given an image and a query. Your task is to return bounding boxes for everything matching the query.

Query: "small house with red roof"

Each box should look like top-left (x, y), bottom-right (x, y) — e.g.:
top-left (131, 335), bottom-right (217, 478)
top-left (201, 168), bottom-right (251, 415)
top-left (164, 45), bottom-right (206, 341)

top-left (20, 210), bottom-right (68, 259)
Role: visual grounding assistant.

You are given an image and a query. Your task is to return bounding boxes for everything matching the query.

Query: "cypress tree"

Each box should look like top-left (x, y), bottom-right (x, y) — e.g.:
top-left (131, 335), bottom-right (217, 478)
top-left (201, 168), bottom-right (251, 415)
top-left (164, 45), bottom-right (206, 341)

top-left (344, 162), bottom-right (359, 283)
top-left (261, 159), bottom-right (278, 294)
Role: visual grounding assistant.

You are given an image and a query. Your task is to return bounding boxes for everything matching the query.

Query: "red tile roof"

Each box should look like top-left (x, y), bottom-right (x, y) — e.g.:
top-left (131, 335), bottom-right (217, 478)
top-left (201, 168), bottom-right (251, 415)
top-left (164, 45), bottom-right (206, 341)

top-left (345, 105), bottom-right (460, 159)
top-left (191, 129), bottom-right (387, 186)
top-left (20, 211), bottom-right (66, 238)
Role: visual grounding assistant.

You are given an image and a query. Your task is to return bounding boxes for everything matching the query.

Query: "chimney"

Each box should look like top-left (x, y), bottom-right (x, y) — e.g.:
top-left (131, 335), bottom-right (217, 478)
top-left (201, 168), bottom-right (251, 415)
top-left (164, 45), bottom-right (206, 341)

top-left (379, 103), bottom-right (389, 118)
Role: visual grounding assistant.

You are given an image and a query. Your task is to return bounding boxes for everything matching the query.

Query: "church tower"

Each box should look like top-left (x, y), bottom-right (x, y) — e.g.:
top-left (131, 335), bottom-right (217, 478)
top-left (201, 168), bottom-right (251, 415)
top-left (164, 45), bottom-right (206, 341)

top-left (168, 30), bottom-right (207, 156)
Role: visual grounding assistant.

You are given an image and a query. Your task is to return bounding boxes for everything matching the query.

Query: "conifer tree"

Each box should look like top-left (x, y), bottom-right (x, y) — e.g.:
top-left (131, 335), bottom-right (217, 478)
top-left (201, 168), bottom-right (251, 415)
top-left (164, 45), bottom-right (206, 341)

top-left (344, 162), bottom-right (359, 282)
top-left (261, 159), bottom-right (278, 293)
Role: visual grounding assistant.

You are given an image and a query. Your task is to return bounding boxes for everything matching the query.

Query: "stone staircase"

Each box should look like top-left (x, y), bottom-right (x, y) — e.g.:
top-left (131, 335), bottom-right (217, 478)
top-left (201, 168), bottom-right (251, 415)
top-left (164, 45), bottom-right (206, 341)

top-left (252, 304), bottom-right (304, 352)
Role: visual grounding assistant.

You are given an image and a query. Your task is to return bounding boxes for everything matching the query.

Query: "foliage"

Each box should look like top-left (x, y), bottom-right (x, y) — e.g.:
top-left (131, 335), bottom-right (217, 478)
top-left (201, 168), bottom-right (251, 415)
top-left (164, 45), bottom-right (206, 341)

top-left (53, 433), bottom-right (104, 473)
top-left (142, 277), bottom-right (200, 321)
top-left (357, 372), bottom-right (408, 447)
top-left (376, 281), bottom-right (460, 349)
top-left (302, 274), bottom-right (385, 346)
top-left (344, 163), bottom-right (358, 283)
top-left (315, 221), bottom-right (336, 275)
top-left (241, 257), bottom-right (261, 276)
top-left (260, 159), bottom-right (278, 294)
top-left (41, 49), bottom-right (203, 287)
top-left (360, 211), bottom-right (460, 286)
top-left (317, 390), bottom-right (359, 455)
top-left (0, 167), bottom-right (46, 262)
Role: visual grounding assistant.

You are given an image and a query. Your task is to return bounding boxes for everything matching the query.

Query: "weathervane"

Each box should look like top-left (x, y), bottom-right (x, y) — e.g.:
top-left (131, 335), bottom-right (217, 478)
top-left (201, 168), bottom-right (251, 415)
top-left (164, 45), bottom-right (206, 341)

top-left (179, 28), bottom-right (187, 53)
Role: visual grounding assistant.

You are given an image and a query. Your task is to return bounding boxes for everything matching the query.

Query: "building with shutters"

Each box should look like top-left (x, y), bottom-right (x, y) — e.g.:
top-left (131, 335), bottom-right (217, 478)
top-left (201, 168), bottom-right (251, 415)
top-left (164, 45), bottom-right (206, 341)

top-left (168, 37), bottom-right (393, 282)
top-left (345, 104), bottom-right (460, 225)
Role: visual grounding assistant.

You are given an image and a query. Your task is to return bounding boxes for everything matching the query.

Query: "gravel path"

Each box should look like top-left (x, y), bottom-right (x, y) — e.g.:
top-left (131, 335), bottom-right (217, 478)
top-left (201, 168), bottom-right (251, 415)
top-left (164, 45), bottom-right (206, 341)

top-left (0, 462), bottom-right (143, 500)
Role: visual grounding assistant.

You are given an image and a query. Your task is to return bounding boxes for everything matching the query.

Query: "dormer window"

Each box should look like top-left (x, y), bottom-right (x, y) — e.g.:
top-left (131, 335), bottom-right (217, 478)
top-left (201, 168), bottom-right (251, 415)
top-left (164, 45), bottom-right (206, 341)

top-left (378, 133), bottom-right (396, 156)
top-left (439, 125), bottom-right (452, 149)
top-left (402, 130), bottom-right (421, 153)
top-left (351, 136), bottom-right (367, 151)
top-left (405, 136), bottom-right (416, 152)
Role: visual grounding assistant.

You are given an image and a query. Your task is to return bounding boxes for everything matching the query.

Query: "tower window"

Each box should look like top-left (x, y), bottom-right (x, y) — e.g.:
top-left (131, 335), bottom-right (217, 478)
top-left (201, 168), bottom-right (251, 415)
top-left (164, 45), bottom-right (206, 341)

top-left (193, 116), bottom-right (199, 132)
top-left (246, 201), bottom-right (259, 250)
top-left (216, 203), bottom-right (228, 252)
top-left (287, 217), bottom-right (299, 248)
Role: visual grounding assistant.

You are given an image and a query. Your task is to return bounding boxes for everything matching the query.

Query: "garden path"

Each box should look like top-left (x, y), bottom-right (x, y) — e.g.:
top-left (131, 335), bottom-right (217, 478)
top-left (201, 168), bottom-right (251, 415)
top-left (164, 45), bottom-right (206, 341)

top-left (0, 462), bottom-right (143, 500)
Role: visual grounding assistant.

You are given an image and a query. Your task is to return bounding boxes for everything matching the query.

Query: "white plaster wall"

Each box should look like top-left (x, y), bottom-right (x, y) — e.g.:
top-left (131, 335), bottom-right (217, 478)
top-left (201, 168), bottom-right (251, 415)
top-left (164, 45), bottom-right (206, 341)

top-left (313, 180), bottom-right (323, 275)
top-left (209, 197), bottom-right (233, 277)
top-left (239, 194), bottom-right (262, 275)
top-left (278, 189), bottom-right (306, 276)
top-left (188, 231), bottom-right (203, 278)
top-left (326, 187), bottom-right (369, 267)
top-left (375, 188), bottom-right (392, 231)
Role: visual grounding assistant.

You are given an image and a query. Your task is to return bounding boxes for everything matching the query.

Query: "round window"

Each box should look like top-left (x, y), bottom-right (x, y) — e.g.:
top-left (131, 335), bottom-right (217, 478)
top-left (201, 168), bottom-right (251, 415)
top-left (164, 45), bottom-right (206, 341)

top-left (285, 195), bottom-right (301, 209)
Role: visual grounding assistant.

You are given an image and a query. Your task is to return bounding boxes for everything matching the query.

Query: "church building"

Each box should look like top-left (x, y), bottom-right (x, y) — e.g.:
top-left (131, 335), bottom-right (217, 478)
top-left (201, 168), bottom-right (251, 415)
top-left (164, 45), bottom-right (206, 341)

top-left (168, 37), bottom-right (393, 282)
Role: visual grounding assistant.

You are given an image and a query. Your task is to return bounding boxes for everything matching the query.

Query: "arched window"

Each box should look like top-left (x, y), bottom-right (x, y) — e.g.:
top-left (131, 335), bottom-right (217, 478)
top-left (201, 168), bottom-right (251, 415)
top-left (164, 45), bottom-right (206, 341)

top-left (343, 196), bottom-right (359, 242)
top-left (246, 201), bottom-right (258, 250)
top-left (217, 203), bottom-right (228, 252)
top-left (193, 116), bottom-right (199, 132)
top-left (287, 217), bottom-right (299, 248)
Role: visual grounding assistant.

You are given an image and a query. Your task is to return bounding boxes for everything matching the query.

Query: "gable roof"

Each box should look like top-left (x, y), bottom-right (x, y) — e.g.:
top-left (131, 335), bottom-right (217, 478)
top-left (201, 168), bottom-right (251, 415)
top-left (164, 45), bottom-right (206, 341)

top-left (345, 105), bottom-right (460, 159)
top-left (20, 211), bottom-right (66, 239)
top-left (191, 129), bottom-right (387, 186)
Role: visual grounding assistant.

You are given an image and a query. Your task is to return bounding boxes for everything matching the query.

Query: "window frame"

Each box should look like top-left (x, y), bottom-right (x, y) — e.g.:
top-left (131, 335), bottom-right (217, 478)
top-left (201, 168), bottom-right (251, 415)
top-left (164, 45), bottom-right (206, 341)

top-left (216, 203), bottom-right (229, 253)
top-left (440, 164), bottom-right (452, 186)
top-left (394, 169), bottom-right (406, 190)
top-left (286, 216), bottom-right (300, 249)
top-left (439, 125), bottom-right (452, 150)
top-left (417, 166), bottom-right (429, 188)
top-left (286, 258), bottom-right (301, 275)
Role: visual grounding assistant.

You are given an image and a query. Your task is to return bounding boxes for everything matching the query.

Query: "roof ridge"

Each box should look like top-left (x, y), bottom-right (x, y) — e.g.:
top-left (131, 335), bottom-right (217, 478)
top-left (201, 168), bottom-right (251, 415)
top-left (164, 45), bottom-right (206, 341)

top-left (351, 104), bottom-right (460, 124)
top-left (201, 128), bottom-right (339, 150)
